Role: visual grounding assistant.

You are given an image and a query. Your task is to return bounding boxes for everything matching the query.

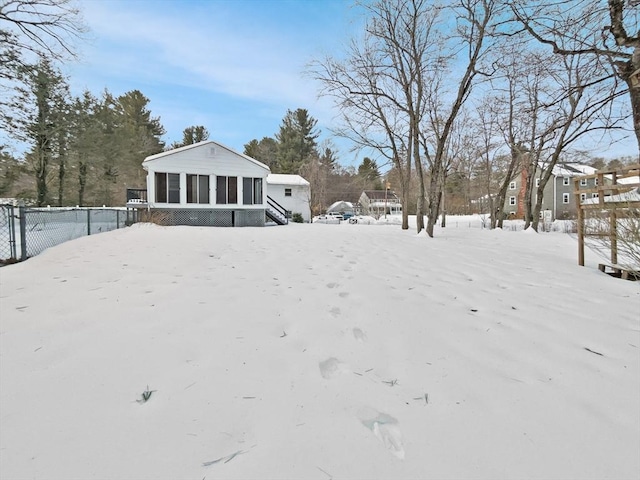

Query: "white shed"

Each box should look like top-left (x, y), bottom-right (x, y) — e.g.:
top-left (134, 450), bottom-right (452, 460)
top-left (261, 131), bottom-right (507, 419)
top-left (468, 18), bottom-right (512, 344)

top-left (139, 140), bottom-right (278, 227)
top-left (266, 174), bottom-right (311, 223)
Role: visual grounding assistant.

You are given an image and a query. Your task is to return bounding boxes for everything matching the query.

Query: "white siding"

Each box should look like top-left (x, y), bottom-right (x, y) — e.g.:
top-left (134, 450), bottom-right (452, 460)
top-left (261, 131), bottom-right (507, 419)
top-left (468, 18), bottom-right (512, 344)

top-left (267, 183), bottom-right (311, 222)
top-left (144, 142), bottom-right (269, 209)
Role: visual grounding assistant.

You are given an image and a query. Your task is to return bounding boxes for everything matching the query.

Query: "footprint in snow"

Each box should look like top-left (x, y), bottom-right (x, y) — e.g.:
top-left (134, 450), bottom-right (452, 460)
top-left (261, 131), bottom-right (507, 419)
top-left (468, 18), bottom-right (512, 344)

top-left (319, 357), bottom-right (346, 379)
top-left (358, 408), bottom-right (405, 460)
top-left (352, 328), bottom-right (367, 342)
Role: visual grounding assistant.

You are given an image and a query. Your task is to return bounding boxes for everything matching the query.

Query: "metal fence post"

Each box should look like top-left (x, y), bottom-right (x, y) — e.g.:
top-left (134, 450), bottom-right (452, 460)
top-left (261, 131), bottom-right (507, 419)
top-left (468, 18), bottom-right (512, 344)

top-left (8, 205), bottom-right (17, 259)
top-left (116, 210), bottom-right (120, 228)
top-left (18, 206), bottom-right (27, 261)
top-left (87, 209), bottom-right (91, 235)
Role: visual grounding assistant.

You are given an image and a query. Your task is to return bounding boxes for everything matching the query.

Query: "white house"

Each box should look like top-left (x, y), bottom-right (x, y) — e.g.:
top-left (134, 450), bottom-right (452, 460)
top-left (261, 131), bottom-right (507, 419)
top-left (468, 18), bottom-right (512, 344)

top-left (134, 140), bottom-right (287, 227)
top-left (358, 190), bottom-right (402, 217)
top-left (266, 174), bottom-right (311, 222)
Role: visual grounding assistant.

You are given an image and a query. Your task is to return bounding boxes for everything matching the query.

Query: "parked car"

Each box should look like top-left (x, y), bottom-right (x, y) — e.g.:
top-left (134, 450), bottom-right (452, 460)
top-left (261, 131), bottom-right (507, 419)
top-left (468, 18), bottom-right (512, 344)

top-left (326, 212), bottom-right (344, 221)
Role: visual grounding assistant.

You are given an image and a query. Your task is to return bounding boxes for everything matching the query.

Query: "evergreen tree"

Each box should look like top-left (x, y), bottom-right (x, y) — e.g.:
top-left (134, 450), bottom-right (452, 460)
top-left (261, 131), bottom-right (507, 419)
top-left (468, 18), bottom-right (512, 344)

top-left (171, 125), bottom-right (209, 148)
top-left (113, 90), bottom-right (165, 203)
top-left (67, 90), bottom-right (101, 205)
top-left (244, 136), bottom-right (279, 169)
top-left (0, 147), bottom-right (24, 196)
top-left (357, 157), bottom-right (383, 190)
top-left (5, 58), bottom-right (70, 206)
top-left (275, 108), bottom-right (319, 173)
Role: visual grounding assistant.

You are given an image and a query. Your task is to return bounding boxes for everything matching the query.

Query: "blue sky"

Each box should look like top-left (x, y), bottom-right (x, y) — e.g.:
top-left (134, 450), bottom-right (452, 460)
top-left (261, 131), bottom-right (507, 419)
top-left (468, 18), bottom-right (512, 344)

top-left (64, 0), bottom-right (365, 165)
top-left (8, 0), bottom-right (637, 166)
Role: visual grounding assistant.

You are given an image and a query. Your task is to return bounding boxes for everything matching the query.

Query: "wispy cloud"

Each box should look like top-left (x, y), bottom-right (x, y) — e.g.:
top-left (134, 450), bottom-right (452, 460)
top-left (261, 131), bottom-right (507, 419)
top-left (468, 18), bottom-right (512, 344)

top-left (64, 0), bottom-right (361, 155)
top-left (78, 0), bottom-right (335, 106)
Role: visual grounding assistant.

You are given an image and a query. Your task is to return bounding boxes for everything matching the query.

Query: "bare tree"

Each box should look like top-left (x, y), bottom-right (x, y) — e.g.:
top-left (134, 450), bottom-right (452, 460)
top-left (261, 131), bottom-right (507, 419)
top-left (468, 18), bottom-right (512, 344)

top-left (468, 97), bottom-right (508, 228)
top-left (311, 0), bottom-right (500, 236)
top-left (309, 0), bottom-right (420, 230)
top-left (511, 0), bottom-right (640, 156)
top-left (418, 0), bottom-right (502, 237)
top-left (0, 0), bottom-right (86, 79)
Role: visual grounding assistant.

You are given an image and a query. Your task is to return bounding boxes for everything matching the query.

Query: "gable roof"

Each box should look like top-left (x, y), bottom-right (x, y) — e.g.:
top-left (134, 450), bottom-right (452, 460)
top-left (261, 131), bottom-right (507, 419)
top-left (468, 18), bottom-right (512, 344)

top-left (362, 190), bottom-right (400, 201)
top-left (552, 163), bottom-right (597, 177)
top-left (327, 201), bottom-right (354, 212)
top-left (266, 174), bottom-right (310, 186)
top-left (143, 140), bottom-right (270, 171)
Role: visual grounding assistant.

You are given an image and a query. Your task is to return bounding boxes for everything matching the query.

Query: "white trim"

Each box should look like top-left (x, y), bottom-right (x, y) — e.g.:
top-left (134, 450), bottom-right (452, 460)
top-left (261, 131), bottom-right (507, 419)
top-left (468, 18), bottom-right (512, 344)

top-left (143, 140), bottom-right (270, 172)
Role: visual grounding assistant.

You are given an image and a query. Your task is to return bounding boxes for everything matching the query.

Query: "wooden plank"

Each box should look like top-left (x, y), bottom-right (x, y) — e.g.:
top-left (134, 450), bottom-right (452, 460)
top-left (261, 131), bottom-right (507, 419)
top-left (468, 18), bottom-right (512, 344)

top-left (598, 263), bottom-right (640, 280)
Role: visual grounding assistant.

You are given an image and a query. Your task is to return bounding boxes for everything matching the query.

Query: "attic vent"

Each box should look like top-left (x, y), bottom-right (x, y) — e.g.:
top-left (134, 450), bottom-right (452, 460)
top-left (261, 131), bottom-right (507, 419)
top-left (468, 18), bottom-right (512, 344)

top-left (208, 147), bottom-right (217, 157)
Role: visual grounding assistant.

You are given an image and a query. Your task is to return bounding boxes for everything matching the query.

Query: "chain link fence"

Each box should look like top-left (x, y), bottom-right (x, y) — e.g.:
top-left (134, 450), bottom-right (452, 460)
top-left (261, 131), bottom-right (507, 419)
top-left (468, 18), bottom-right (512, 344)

top-left (0, 205), bottom-right (131, 264)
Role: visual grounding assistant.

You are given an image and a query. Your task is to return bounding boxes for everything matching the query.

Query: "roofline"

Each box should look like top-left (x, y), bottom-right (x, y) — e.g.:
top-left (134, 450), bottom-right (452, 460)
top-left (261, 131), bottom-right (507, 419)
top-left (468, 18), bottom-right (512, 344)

top-left (266, 174), bottom-right (310, 186)
top-left (142, 140), bottom-right (270, 172)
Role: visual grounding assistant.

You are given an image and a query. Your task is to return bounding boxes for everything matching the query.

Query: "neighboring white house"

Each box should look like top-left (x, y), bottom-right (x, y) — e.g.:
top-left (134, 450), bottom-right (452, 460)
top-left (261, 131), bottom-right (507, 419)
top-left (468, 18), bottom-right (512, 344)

top-left (135, 140), bottom-right (280, 227)
top-left (358, 190), bottom-right (402, 216)
top-left (266, 174), bottom-right (311, 222)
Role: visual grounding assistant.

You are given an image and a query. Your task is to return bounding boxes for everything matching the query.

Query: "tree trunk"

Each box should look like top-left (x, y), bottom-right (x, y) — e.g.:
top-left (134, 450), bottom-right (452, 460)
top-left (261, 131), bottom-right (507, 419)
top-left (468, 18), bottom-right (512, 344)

top-left (78, 161), bottom-right (87, 206)
top-left (626, 74), bottom-right (640, 158)
top-left (35, 142), bottom-right (49, 207)
top-left (440, 187), bottom-right (446, 228)
top-left (57, 135), bottom-right (66, 206)
top-left (414, 158), bottom-right (425, 233)
top-left (425, 169), bottom-right (442, 237)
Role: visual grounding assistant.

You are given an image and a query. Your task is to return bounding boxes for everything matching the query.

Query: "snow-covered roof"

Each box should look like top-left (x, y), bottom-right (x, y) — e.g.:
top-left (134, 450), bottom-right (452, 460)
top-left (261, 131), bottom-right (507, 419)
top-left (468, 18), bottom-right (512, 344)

top-left (266, 174), bottom-right (310, 186)
top-left (327, 201), bottom-right (354, 212)
top-left (552, 163), bottom-right (597, 177)
top-left (362, 190), bottom-right (400, 201)
top-left (606, 173), bottom-right (640, 185)
top-left (142, 140), bottom-right (270, 171)
top-left (582, 187), bottom-right (640, 205)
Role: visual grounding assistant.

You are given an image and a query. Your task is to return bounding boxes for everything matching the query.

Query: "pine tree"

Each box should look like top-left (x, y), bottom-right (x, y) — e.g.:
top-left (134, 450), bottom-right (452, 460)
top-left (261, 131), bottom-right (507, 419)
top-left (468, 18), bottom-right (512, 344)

top-left (244, 136), bottom-right (279, 169)
top-left (275, 108), bottom-right (319, 174)
top-left (5, 58), bottom-right (70, 206)
top-left (171, 125), bottom-right (209, 148)
top-left (357, 157), bottom-right (383, 190)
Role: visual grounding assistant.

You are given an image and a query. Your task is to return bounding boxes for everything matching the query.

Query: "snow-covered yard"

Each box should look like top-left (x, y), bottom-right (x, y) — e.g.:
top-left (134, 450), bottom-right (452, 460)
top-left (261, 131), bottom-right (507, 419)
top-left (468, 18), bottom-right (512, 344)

top-left (1, 220), bottom-right (638, 480)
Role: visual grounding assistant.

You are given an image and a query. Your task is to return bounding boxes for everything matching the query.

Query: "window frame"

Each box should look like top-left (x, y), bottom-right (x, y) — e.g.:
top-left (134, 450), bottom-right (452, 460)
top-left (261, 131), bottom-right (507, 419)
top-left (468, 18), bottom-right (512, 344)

top-left (285, 188), bottom-right (292, 197)
top-left (509, 181), bottom-right (516, 190)
top-left (155, 172), bottom-right (180, 204)
top-left (187, 174), bottom-right (210, 204)
top-left (580, 178), bottom-right (587, 187)
top-left (242, 177), bottom-right (263, 205)
top-left (216, 176), bottom-right (238, 205)
top-left (509, 196), bottom-right (516, 206)
top-left (562, 193), bottom-right (570, 204)
top-left (563, 177), bottom-right (570, 186)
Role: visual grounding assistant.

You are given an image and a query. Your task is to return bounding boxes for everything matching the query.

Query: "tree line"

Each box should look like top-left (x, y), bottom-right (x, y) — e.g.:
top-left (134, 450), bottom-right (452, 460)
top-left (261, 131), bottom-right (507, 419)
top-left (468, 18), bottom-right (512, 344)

top-left (310, 0), bottom-right (639, 234)
top-left (1, 0), bottom-right (637, 232)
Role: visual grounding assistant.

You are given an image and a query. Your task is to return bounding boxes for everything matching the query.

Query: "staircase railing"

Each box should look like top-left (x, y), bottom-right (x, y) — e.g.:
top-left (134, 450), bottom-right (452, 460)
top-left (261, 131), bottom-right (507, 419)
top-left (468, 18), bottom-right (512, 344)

top-left (266, 195), bottom-right (289, 225)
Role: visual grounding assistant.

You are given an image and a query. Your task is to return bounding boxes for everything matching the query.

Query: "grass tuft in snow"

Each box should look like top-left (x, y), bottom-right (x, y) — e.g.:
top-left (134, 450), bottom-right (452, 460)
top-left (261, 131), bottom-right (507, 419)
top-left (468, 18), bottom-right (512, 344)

top-left (136, 385), bottom-right (156, 404)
